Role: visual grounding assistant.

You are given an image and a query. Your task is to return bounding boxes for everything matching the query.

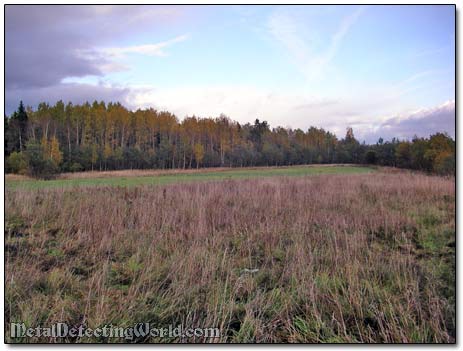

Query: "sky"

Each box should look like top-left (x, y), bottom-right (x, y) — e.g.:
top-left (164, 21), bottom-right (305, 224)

top-left (5, 5), bottom-right (455, 143)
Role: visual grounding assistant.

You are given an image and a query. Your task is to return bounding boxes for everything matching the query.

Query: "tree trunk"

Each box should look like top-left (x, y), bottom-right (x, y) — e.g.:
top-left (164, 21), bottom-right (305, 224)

top-left (67, 126), bottom-right (72, 158)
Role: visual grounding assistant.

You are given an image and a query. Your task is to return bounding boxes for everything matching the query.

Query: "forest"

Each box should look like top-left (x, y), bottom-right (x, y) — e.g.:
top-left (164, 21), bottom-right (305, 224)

top-left (5, 100), bottom-right (455, 178)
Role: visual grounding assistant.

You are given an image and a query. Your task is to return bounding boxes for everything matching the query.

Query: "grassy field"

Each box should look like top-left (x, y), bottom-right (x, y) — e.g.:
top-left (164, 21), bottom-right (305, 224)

top-left (5, 167), bottom-right (455, 343)
top-left (5, 165), bottom-right (372, 189)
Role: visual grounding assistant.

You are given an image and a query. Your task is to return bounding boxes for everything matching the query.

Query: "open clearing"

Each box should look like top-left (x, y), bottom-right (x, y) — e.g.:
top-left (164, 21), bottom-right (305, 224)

top-left (5, 168), bottom-right (455, 343)
top-left (5, 164), bottom-right (372, 189)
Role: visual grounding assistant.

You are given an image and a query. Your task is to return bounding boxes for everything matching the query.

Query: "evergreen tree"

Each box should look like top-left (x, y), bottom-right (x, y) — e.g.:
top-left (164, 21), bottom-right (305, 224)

top-left (5, 101), bottom-right (28, 154)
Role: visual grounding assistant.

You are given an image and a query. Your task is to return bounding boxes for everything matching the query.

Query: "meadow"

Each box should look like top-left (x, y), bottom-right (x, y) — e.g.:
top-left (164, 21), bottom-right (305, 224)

top-left (5, 166), bottom-right (455, 343)
top-left (5, 165), bottom-right (371, 189)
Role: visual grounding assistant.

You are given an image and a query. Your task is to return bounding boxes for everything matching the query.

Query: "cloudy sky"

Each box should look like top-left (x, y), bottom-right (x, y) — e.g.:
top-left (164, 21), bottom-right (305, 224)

top-left (5, 5), bottom-right (455, 143)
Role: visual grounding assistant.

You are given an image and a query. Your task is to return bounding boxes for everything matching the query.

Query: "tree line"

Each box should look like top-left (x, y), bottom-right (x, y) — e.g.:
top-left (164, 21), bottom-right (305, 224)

top-left (5, 100), bottom-right (455, 178)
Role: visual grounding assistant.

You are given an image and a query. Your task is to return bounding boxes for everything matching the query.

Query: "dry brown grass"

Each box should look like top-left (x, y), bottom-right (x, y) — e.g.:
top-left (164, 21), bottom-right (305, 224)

top-left (59, 167), bottom-right (233, 179)
top-left (6, 167), bottom-right (224, 181)
top-left (5, 171), bottom-right (455, 343)
top-left (5, 174), bottom-right (31, 181)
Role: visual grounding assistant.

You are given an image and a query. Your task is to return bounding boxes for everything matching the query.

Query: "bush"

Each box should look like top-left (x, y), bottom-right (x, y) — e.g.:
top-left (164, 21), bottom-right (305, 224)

top-left (364, 150), bottom-right (377, 164)
top-left (6, 152), bottom-right (28, 174)
top-left (69, 162), bottom-right (84, 173)
top-left (24, 141), bottom-right (60, 179)
top-left (434, 153), bottom-right (455, 176)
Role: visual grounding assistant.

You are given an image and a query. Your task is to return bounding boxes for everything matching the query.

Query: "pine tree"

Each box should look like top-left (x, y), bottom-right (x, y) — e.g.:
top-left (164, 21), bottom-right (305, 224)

top-left (15, 101), bottom-right (28, 151)
top-left (6, 101), bottom-right (29, 153)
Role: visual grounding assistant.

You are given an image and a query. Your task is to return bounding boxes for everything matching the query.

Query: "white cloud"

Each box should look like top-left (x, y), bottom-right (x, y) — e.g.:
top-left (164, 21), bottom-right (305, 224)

top-left (396, 70), bottom-right (436, 87)
top-left (68, 34), bottom-right (190, 83)
top-left (268, 6), bottom-right (364, 81)
top-left (354, 100), bottom-right (455, 143)
top-left (126, 83), bottom-right (454, 144)
top-left (99, 34), bottom-right (189, 58)
top-left (323, 7), bottom-right (364, 68)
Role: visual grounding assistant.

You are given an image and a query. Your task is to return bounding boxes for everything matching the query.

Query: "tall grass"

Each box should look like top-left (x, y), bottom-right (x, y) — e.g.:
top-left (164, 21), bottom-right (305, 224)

top-left (5, 172), bottom-right (455, 343)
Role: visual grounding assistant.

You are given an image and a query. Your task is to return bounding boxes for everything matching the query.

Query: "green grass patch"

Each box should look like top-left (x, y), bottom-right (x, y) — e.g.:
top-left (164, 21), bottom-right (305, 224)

top-left (6, 165), bottom-right (373, 190)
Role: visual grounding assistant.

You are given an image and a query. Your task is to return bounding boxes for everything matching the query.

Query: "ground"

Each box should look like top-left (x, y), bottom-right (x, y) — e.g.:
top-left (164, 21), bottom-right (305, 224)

top-left (6, 164), bottom-right (371, 189)
top-left (5, 165), bottom-right (455, 343)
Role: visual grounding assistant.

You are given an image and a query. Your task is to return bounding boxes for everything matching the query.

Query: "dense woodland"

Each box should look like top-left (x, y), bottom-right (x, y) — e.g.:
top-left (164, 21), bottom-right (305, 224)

top-left (5, 100), bottom-right (455, 178)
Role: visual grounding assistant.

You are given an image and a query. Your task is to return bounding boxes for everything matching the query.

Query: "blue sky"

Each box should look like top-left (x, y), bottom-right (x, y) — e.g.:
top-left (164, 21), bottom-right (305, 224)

top-left (6, 5), bottom-right (455, 142)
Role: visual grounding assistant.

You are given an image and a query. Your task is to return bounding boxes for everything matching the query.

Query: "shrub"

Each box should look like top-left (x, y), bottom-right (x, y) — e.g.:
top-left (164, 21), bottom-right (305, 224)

top-left (6, 152), bottom-right (28, 174)
top-left (433, 152), bottom-right (455, 176)
top-left (23, 141), bottom-right (60, 179)
top-left (69, 162), bottom-right (84, 173)
top-left (364, 150), bottom-right (377, 164)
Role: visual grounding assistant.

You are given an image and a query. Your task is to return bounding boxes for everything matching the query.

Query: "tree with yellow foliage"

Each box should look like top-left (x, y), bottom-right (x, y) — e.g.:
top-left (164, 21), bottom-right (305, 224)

top-left (50, 136), bottom-right (63, 165)
top-left (194, 143), bottom-right (204, 169)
